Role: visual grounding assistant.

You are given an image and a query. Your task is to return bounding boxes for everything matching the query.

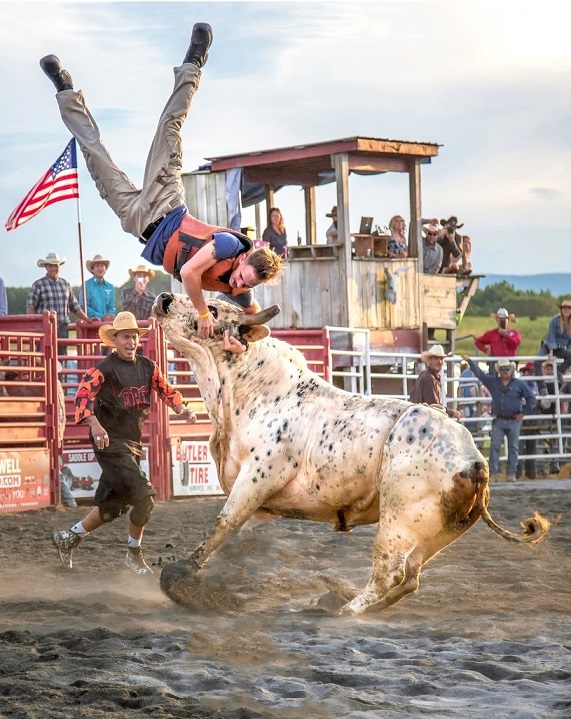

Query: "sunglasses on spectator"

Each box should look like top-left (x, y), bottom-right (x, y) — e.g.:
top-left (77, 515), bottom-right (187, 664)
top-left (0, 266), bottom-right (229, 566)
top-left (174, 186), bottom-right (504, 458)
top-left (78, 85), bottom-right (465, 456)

top-left (499, 366), bottom-right (511, 371)
top-left (426, 232), bottom-right (439, 236)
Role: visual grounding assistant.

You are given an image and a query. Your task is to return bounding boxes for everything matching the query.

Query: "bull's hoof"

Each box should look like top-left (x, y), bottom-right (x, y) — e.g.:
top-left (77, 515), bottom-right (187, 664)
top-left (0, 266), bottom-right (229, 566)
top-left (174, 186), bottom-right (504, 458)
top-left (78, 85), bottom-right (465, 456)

top-left (160, 559), bottom-right (197, 606)
top-left (316, 590), bottom-right (346, 614)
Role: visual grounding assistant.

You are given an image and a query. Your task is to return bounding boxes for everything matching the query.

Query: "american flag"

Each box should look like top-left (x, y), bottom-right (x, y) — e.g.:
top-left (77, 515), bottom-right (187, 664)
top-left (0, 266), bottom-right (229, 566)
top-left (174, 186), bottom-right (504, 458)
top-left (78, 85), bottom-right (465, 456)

top-left (5, 139), bottom-right (79, 231)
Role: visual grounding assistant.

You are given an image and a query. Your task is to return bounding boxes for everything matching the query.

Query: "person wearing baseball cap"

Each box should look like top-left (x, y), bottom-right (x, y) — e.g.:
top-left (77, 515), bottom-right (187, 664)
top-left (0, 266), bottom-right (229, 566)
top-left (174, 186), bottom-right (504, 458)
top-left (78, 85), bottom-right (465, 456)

top-left (51, 311), bottom-right (196, 575)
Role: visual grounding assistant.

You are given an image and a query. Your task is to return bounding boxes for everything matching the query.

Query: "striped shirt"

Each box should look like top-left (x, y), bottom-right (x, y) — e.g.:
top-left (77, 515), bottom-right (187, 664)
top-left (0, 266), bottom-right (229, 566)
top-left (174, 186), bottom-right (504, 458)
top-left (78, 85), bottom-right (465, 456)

top-left (26, 275), bottom-right (80, 325)
top-left (121, 287), bottom-right (156, 320)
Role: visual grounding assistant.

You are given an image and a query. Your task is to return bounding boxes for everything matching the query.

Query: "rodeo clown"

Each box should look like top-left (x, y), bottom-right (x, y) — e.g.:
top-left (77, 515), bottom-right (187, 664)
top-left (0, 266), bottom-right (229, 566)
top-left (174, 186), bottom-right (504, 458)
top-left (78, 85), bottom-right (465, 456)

top-left (51, 312), bottom-right (196, 575)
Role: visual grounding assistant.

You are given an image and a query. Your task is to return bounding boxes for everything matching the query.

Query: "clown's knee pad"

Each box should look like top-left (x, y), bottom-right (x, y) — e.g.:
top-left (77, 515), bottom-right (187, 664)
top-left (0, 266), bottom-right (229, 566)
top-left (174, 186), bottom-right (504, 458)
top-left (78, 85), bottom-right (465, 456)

top-left (129, 495), bottom-right (154, 527)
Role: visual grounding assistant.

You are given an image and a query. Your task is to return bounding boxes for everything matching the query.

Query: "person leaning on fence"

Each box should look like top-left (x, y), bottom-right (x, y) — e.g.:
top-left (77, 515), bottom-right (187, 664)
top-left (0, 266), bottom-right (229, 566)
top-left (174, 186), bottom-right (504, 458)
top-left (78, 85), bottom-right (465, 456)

top-left (51, 312), bottom-right (197, 575)
top-left (80, 254), bottom-right (115, 320)
top-left (122, 265), bottom-right (156, 321)
top-left (409, 344), bottom-right (462, 419)
top-left (534, 298), bottom-right (571, 395)
top-left (463, 356), bottom-right (535, 482)
top-left (39, 22), bottom-right (284, 342)
top-left (26, 252), bottom-right (94, 351)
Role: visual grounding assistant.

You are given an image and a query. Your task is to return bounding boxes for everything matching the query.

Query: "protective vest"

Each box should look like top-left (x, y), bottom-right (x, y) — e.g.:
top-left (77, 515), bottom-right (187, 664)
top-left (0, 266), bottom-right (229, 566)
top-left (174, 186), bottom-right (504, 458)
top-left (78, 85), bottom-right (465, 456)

top-left (162, 214), bottom-right (252, 294)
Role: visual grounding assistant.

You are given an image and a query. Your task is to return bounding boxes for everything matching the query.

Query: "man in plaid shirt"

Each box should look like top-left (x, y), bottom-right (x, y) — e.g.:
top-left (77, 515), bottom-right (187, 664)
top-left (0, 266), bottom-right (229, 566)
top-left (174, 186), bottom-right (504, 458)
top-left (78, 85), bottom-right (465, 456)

top-left (27, 251), bottom-right (93, 352)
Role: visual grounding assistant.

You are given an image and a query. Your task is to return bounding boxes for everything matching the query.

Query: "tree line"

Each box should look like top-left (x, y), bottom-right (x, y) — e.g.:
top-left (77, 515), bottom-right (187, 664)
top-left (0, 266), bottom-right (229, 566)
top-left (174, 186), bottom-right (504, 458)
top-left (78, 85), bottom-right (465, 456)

top-left (4, 272), bottom-right (172, 316)
top-left (464, 281), bottom-right (567, 318)
top-left (3, 278), bottom-right (568, 318)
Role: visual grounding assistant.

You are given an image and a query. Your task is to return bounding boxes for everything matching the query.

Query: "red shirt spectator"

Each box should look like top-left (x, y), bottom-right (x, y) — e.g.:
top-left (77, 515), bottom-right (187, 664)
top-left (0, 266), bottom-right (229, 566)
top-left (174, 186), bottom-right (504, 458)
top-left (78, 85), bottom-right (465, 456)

top-left (475, 307), bottom-right (521, 357)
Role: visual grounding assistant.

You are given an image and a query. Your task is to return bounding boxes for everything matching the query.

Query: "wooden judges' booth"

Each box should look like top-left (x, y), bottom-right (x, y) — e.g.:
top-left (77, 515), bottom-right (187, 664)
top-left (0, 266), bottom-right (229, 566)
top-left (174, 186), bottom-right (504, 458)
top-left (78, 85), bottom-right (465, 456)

top-left (179, 136), bottom-right (480, 384)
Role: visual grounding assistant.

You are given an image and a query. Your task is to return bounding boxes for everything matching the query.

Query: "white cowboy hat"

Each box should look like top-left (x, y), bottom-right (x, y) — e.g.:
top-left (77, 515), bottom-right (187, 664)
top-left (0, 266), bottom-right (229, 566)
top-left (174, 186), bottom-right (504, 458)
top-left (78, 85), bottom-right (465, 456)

top-left (37, 251), bottom-right (66, 267)
top-left (420, 344), bottom-right (447, 362)
top-left (128, 264), bottom-right (155, 281)
top-left (494, 359), bottom-right (517, 373)
top-left (98, 311), bottom-right (150, 348)
top-left (86, 254), bottom-right (111, 273)
top-left (422, 223), bottom-right (440, 235)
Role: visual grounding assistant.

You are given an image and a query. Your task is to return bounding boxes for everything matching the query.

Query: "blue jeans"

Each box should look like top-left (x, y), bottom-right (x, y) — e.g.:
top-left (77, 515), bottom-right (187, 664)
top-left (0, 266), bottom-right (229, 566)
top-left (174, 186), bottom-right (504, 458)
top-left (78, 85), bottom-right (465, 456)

top-left (489, 417), bottom-right (522, 476)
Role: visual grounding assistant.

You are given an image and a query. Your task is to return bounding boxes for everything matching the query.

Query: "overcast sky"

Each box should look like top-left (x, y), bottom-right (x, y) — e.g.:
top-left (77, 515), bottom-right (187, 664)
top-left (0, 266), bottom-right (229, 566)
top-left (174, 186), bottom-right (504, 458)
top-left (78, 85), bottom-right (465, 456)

top-left (1, 0), bottom-right (570, 288)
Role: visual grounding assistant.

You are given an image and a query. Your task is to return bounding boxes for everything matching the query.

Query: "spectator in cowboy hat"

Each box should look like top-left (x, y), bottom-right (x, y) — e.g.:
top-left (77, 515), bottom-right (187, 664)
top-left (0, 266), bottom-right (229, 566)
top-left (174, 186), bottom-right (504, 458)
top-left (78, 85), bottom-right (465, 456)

top-left (26, 252), bottom-right (94, 352)
top-left (80, 253), bottom-right (115, 320)
top-left (409, 344), bottom-right (462, 419)
top-left (463, 355), bottom-right (535, 481)
top-left (475, 307), bottom-right (521, 375)
top-left (438, 216), bottom-right (463, 274)
top-left (51, 311), bottom-right (197, 575)
top-left (421, 224), bottom-right (443, 274)
top-left (325, 206), bottom-right (338, 245)
top-left (121, 264), bottom-right (156, 321)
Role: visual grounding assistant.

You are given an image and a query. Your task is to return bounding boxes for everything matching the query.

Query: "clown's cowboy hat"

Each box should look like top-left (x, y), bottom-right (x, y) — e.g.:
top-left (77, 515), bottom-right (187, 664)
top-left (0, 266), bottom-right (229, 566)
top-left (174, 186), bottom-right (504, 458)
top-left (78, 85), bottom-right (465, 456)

top-left (86, 254), bottom-right (111, 273)
top-left (420, 344), bottom-right (447, 362)
top-left (98, 312), bottom-right (150, 348)
top-left (129, 264), bottom-right (155, 281)
top-left (37, 251), bottom-right (66, 267)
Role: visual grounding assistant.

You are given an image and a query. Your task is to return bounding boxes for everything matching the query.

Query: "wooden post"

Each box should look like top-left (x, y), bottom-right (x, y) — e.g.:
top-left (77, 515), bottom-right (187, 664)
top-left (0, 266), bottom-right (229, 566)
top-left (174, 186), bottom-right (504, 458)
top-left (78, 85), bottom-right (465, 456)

top-left (408, 159), bottom-right (422, 266)
top-left (333, 153), bottom-right (350, 327)
top-left (304, 186), bottom-right (316, 245)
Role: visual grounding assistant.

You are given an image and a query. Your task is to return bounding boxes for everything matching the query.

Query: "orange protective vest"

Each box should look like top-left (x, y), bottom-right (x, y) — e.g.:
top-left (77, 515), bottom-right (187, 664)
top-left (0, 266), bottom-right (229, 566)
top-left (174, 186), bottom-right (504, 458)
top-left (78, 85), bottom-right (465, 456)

top-left (162, 214), bottom-right (253, 294)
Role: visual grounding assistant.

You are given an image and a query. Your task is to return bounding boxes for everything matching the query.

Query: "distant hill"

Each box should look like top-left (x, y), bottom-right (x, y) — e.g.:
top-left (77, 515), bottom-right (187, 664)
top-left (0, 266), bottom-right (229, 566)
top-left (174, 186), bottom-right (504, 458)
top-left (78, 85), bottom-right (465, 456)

top-left (479, 274), bottom-right (571, 296)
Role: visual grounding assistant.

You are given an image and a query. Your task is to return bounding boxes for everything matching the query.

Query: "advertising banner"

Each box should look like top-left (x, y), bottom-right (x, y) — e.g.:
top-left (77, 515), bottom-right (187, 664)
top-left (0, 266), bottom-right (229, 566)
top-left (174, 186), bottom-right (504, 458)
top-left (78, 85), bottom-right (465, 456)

top-left (172, 440), bottom-right (223, 496)
top-left (61, 446), bottom-right (149, 500)
top-left (0, 449), bottom-right (51, 512)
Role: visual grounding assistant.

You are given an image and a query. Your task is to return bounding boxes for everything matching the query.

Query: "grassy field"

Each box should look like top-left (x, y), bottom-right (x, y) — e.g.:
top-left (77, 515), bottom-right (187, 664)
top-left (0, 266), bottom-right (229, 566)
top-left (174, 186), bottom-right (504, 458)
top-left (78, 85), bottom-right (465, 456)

top-left (434, 316), bottom-right (551, 358)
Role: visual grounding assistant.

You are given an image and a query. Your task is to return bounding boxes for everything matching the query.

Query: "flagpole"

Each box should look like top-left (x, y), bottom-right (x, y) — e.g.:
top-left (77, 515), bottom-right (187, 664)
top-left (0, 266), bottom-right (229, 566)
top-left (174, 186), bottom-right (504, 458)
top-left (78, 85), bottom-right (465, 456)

top-left (77, 196), bottom-right (87, 312)
top-left (72, 139), bottom-right (87, 312)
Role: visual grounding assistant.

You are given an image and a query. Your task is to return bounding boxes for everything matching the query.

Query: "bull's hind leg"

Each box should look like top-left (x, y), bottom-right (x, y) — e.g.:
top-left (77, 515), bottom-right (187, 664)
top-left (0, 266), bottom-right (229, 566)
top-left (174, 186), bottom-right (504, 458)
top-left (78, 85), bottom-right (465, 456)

top-left (341, 515), bottom-right (478, 616)
top-left (340, 526), bottom-right (422, 616)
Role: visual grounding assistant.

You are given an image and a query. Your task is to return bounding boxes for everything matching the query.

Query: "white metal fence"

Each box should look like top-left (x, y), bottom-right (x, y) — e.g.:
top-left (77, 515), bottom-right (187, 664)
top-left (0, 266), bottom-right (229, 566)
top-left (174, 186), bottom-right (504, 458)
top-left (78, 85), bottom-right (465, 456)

top-left (325, 327), bottom-right (571, 475)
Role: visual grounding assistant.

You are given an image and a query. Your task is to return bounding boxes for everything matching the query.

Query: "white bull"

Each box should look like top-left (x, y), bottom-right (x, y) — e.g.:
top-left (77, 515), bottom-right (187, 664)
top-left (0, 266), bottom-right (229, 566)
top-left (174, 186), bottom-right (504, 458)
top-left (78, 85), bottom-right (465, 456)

top-left (153, 294), bottom-right (553, 615)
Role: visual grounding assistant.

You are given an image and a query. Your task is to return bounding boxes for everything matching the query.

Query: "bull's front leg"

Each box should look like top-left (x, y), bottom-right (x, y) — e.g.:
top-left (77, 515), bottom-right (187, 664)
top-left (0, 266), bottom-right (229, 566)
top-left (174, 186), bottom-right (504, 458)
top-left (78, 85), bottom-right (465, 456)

top-left (160, 466), bottom-right (291, 606)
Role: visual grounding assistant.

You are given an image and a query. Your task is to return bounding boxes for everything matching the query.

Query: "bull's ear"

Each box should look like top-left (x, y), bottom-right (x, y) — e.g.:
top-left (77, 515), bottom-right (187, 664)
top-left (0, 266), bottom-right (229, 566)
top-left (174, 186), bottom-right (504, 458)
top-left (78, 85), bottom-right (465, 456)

top-left (240, 325), bottom-right (270, 343)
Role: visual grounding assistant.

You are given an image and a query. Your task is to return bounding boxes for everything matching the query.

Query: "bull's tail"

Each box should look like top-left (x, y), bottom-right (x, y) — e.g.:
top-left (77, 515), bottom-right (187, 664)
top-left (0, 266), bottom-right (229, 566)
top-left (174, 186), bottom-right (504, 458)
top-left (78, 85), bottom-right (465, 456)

top-left (474, 461), bottom-right (558, 545)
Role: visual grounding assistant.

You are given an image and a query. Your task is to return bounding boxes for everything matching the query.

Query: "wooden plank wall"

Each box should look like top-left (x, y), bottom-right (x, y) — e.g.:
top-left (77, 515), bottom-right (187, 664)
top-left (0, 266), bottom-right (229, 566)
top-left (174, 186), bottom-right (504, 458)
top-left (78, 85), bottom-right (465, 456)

top-left (347, 259), bottom-right (420, 330)
top-left (420, 274), bottom-right (458, 329)
top-left (255, 259), bottom-right (341, 329)
top-left (179, 172), bottom-right (452, 334)
top-left (183, 172), bottom-right (230, 226)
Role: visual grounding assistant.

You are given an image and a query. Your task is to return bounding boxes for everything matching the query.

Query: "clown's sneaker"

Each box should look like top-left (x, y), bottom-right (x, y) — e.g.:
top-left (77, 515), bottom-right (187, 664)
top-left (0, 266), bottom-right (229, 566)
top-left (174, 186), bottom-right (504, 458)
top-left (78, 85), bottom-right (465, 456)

top-left (52, 530), bottom-right (82, 569)
top-left (125, 547), bottom-right (153, 575)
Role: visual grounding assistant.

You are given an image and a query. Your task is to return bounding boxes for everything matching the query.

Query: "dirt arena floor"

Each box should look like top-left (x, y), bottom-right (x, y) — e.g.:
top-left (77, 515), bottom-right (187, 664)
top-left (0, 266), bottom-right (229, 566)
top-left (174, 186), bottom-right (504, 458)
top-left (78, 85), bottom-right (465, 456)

top-left (0, 478), bottom-right (569, 719)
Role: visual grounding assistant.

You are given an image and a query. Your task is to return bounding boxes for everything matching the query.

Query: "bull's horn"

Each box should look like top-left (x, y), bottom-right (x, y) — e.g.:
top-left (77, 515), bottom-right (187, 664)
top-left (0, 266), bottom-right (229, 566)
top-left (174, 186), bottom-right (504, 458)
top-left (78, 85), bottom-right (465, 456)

top-left (238, 304), bottom-right (281, 326)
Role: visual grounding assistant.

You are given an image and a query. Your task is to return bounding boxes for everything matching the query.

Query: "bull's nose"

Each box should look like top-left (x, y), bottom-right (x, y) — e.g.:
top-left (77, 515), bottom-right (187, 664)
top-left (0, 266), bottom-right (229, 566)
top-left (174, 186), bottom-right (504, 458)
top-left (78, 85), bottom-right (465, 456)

top-left (156, 292), bottom-right (174, 315)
